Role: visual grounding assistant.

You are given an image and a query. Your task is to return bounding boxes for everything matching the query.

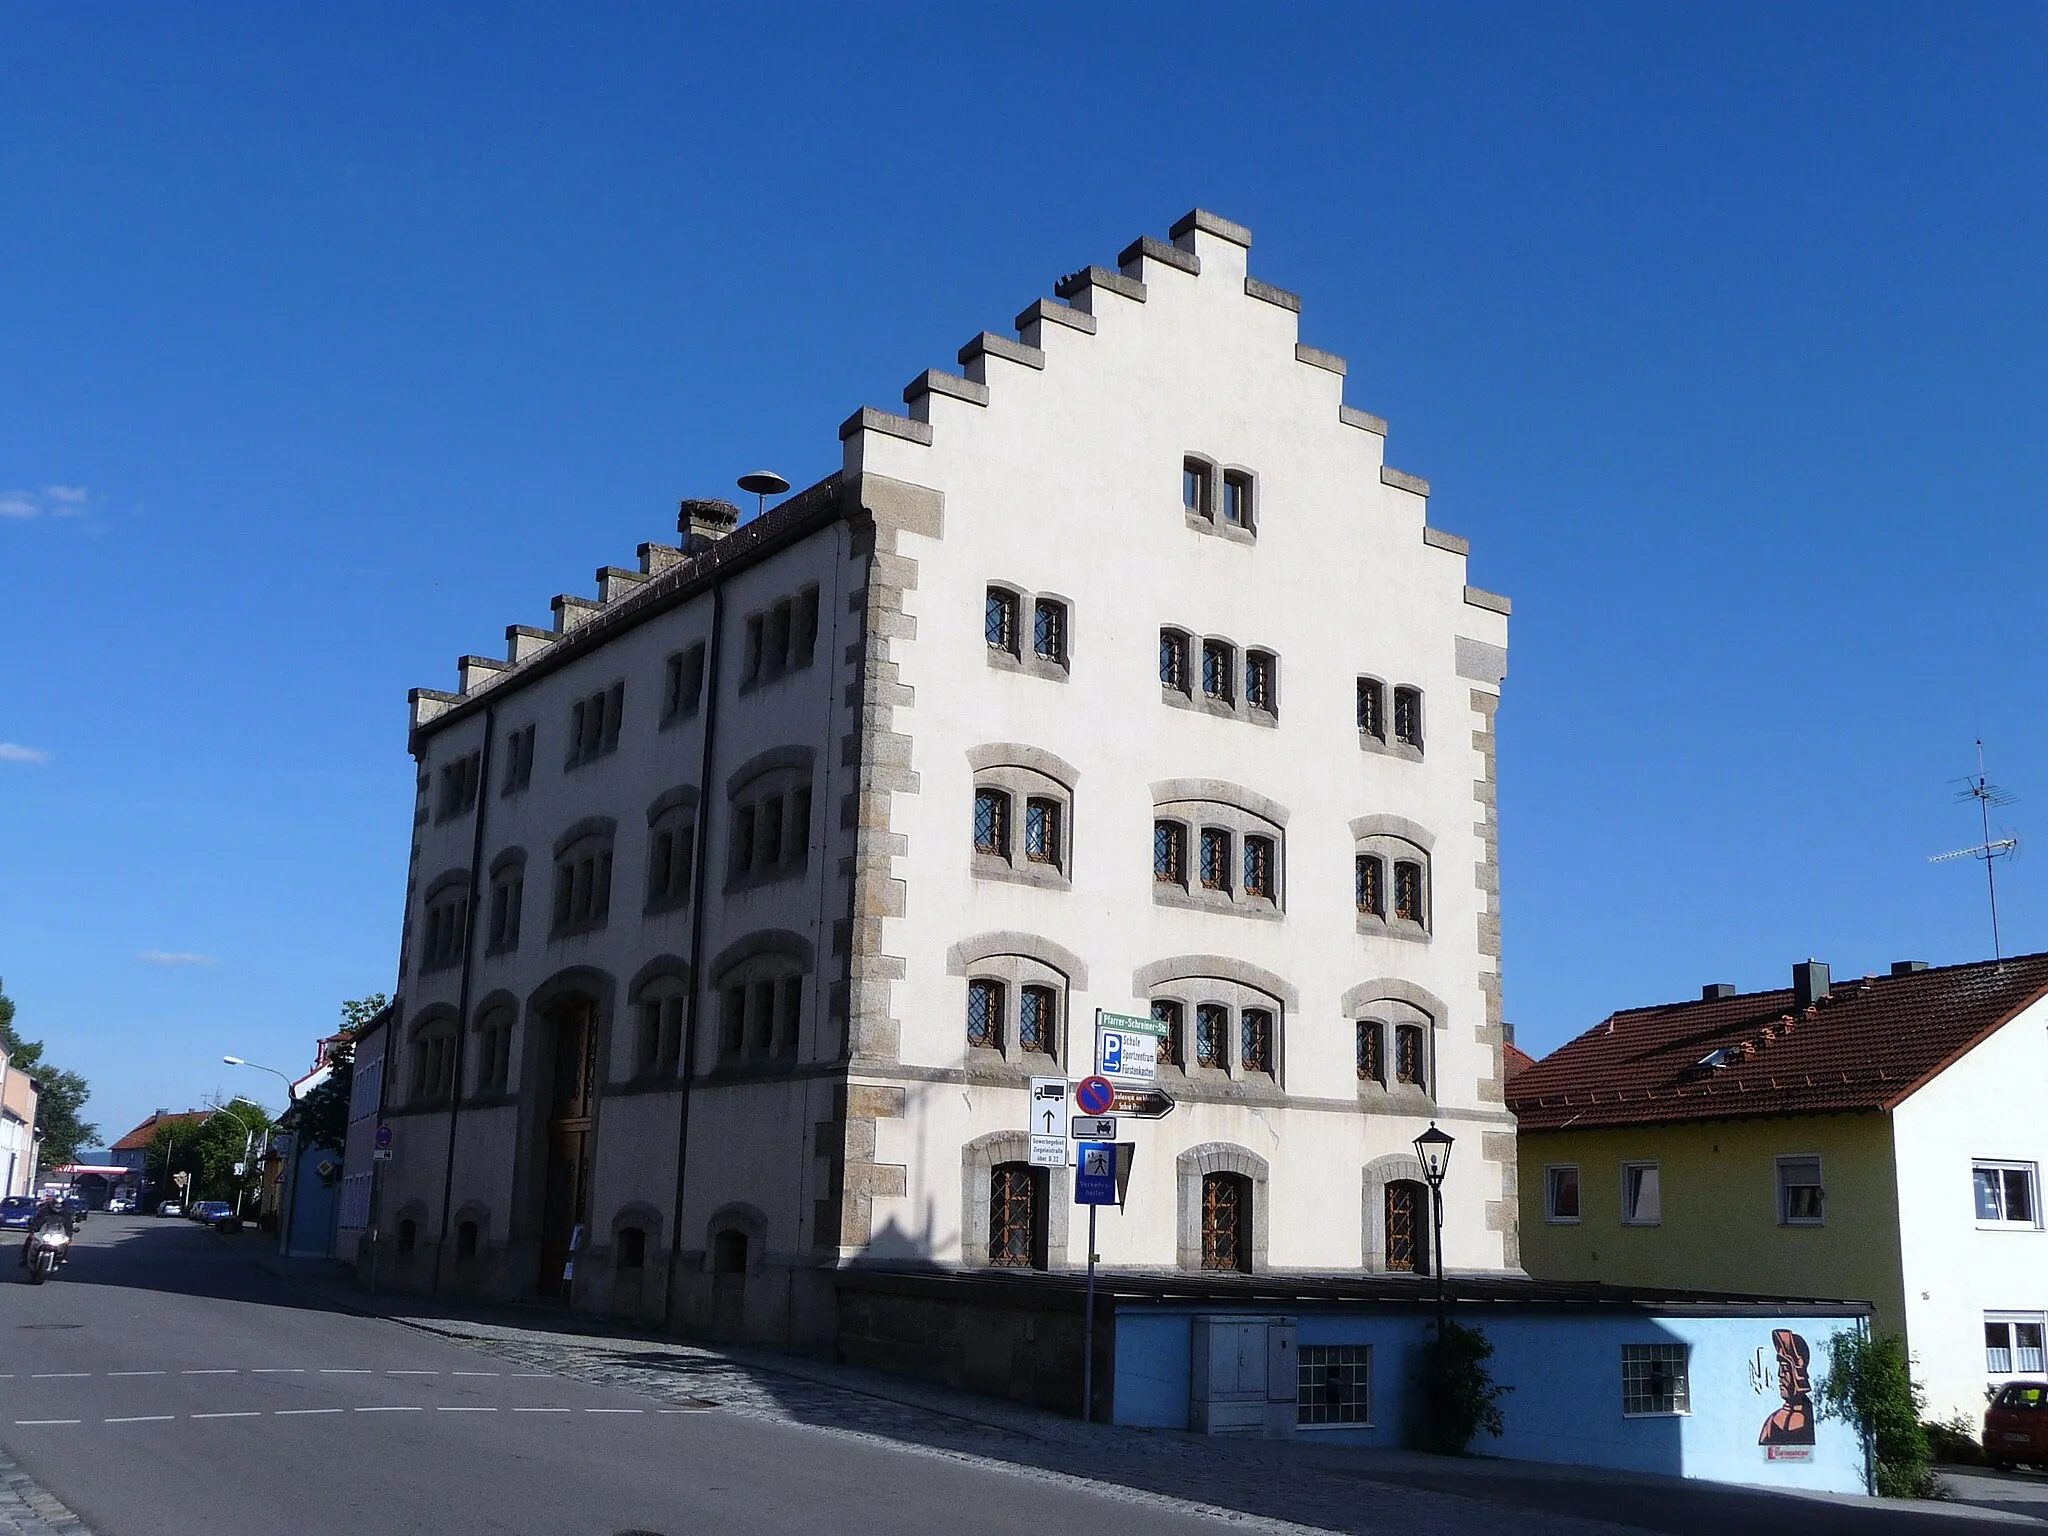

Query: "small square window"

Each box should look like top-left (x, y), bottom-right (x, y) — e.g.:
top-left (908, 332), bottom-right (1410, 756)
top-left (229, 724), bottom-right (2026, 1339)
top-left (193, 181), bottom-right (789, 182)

top-left (1975, 1162), bottom-right (2039, 1226)
top-left (1221, 471), bottom-right (1251, 528)
top-left (1777, 1156), bottom-right (1824, 1226)
top-left (1297, 1344), bottom-right (1371, 1426)
top-left (1622, 1162), bottom-right (1662, 1225)
top-left (985, 588), bottom-right (1019, 655)
top-left (1987, 1316), bottom-right (2046, 1375)
top-left (1621, 1343), bottom-right (1690, 1416)
top-left (1545, 1165), bottom-right (1580, 1222)
top-left (1033, 600), bottom-right (1067, 665)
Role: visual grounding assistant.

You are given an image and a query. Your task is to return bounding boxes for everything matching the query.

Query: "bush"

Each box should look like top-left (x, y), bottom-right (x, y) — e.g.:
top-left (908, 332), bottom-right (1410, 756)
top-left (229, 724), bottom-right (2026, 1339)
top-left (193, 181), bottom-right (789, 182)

top-left (1818, 1332), bottom-right (1939, 1497)
top-left (1924, 1414), bottom-right (1985, 1467)
top-left (1409, 1319), bottom-right (1511, 1454)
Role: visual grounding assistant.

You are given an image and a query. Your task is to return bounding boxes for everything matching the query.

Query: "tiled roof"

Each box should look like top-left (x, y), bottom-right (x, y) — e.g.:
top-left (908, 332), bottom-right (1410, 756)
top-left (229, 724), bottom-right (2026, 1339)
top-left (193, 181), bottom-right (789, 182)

top-left (1503, 1041), bottom-right (1535, 1079)
top-left (1508, 952), bottom-right (2048, 1132)
top-left (110, 1110), bottom-right (205, 1152)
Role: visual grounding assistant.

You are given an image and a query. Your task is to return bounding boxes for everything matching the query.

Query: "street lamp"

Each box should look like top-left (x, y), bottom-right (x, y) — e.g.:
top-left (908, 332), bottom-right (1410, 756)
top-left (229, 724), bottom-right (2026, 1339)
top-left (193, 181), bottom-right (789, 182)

top-left (225, 1057), bottom-right (301, 1252)
top-left (1412, 1122), bottom-right (1455, 1342)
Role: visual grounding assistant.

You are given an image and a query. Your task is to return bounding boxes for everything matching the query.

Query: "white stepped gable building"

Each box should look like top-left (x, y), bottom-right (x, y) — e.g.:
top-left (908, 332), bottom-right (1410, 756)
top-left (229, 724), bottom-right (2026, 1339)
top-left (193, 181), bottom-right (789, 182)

top-left (377, 208), bottom-right (1516, 1342)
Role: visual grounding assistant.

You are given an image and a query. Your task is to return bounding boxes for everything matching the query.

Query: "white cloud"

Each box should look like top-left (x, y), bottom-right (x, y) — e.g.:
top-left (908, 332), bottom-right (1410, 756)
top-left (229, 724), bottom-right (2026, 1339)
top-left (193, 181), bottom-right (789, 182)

top-left (0, 486), bottom-right (89, 520)
top-left (136, 950), bottom-right (218, 967)
top-left (0, 743), bottom-right (49, 764)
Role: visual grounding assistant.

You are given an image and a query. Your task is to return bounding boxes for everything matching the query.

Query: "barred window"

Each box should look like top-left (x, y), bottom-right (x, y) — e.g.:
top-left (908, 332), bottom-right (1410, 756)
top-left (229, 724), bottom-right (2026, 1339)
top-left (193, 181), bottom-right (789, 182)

top-left (1195, 1004), bottom-right (1227, 1069)
top-left (1199, 828), bottom-right (1233, 892)
top-left (1393, 860), bottom-right (1425, 924)
top-left (1357, 677), bottom-right (1385, 740)
top-left (1201, 640), bottom-right (1234, 703)
top-left (1024, 798), bottom-right (1061, 867)
top-left (966, 979), bottom-right (1002, 1049)
top-left (974, 789), bottom-right (1011, 857)
top-left (1244, 650), bottom-right (1276, 713)
top-left (1240, 1009), bottom-right (1273, 1075)
top-left (1151, 1000), bottom-right (1182, 1067)
top-left (1019, 985), bottom-right (1056, 1056)
top-left (1243, 835), bottom-right (1275, 901)
top-left (1621, 1344), bottom-right (1691, 1416)
top-left (1298, 1345), bottom-right (1371, 1426)
top-left (1159, 629), bottom-right (1188, 692)
top-left (1357, 1020), bottom-right (1384, 1083)
top-left (1033, 599), bottom-right (1067, 665)
top-left (1395, 1023), bottom-right (1426, 1090)
top-left (1153, 821), bottom-right (1186, 886)
top-left (985, 587), bottom-right (1019, 654)
top-left (1355, 855), bottom-right (1385, 918)
top-left (1393, 686), bottom-right (1423, 748)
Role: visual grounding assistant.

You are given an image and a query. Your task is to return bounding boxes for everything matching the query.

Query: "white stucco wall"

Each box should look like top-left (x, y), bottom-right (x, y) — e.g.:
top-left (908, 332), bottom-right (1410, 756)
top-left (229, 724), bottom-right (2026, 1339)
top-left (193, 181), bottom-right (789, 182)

top-left (1894, 995), bottom-right (2048, 1423)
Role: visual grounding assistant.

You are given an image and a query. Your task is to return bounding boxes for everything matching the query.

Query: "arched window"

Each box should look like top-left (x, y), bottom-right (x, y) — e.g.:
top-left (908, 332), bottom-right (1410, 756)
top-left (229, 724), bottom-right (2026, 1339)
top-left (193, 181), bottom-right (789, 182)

top-left (966, 979), bottom-right (1003, 1050)
top-left (550, 820), bottom-right (616, 936)
top-left (1194, 1004), bottom-right (1227, 1069)
top-left (1395, 1023), bottom-right (1427, 1090)
top-left (1201, 1173), bottom-right (1250, 1272)
top-left (974, 788), bottom-right (1011, 856)
top-left (645, 786), bottom-right (699, 914)
top-left (409, 1014), bottom-right (457, 1105)
top-left (617, 1226), bottom-right (646, 1270)
top-left (1019, 985), bottom-right (1058, 1057)
top-left (456, 1220), bottom-right (478, 1259)
top-left (1240, 1009), bottom-right (1274, 1076)
top-left (1151, 1000), bottom-right (1182, 1068)
top-left (1153, 785), bottom-right (1286, 918)
top-left (417, 870), bottom-right (471, 973)
top-left (960, 955), bottom-right (1070, 1066)
top-left (1353, 997), bottom-right (1433, 1100)
top-left (631, 970), bottom-right (690, 1079)
top-left (970, 748), bottom-right (1075, 889)
top-left (1353, 825), bottom-right (1431, 938)
top-left (712, 1229), bottom-right (749, 1275)
top-left (1385, 1181), bottom-right (1430, 1274)
top-left (710, 933), bottom-right (809, 1066)
top-left (486, 850), bottom-right (524, 954)
top-left (989, 1162), bottom-right (1045, 1268)
top-left (726, 754), bottom-right (813, 889)
top-left (397, 1218), bottom-right (418, 1254)
top-left (472, 1004), bottom-right (514, 1095)
top-left (1357, 1020), bottom-right (1385, 1084)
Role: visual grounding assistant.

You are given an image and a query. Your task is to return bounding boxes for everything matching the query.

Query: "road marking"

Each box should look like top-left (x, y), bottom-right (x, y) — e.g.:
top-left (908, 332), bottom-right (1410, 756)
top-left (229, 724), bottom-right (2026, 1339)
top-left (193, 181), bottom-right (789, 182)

top-left (319, 1368), bottom-right (372, 1374)
top-left (251, 1368), bottom-right (304, 1374)
top-left (276, 1408), bottom-right (343, 1416)
top-left (511, 1407), bottom-right (570, 1413)
top-left (384, 1370), bottom-right (437, 1375)
top-left (354, 1406), bottom-right (423, 1413)
top-left (108, 1371), bottom-right (165, 1377)
top-left (435, 1406), bottom-right (497, 1412)
top-left (451, 1371), bottom-right (499, 1377)
top-left (191, 1412), bottom-right (261, 1420)
top-left (14, 1419), bottom-right (79, 1426)
top-left (105, 1415), bottom-right (176, 1424)
top-left (30, 1373), bottom-right (89, 1379)
top-left (585, 1408), bottom-right (644, 1414)
top-left (182, 1369), bottom-right (237, 1375)
top-left (509, 1372), bottom-right (552, 1378)
top-left (659, 1407), bottom-right (716, 1414)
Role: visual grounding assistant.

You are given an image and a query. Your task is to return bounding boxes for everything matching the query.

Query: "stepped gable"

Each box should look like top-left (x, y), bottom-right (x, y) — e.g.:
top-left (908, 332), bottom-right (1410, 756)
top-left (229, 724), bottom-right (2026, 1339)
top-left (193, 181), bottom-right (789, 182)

top-left (1508, 952), bottom-right (2048, 1131)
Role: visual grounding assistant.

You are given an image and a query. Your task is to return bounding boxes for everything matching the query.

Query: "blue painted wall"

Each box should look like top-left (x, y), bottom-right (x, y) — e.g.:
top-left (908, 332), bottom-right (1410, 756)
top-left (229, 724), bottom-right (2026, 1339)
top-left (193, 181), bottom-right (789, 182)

top-left (1113, 1306), bottom-right (1867, 1495)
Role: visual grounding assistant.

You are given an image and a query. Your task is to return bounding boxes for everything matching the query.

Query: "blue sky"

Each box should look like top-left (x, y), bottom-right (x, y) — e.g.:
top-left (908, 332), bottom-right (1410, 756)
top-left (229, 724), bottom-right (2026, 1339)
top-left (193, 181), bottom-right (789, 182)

top-left (4, 5), bottom-right (2046, 1148)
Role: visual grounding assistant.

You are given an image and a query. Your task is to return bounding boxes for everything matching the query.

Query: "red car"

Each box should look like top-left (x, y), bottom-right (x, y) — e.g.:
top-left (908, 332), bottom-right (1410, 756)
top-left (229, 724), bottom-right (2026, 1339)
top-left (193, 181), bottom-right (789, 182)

top-left (1986, 1381), bottom-right (2048, 1471)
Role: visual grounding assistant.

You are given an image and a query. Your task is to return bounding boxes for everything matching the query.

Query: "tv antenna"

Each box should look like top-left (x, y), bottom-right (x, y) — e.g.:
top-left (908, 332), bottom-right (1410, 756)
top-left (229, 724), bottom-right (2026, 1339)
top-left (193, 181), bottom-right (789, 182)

top-left (736, 471), bottom-right (789, 520)
top-left (1928, 739), bottom-right (2019, 962)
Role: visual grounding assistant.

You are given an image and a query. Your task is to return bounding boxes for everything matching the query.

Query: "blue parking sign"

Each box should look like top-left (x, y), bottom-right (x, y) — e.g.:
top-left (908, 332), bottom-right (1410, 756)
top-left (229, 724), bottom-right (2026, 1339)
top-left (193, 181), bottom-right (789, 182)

top-left (1075, 1143), bottom-right (1118, 1205)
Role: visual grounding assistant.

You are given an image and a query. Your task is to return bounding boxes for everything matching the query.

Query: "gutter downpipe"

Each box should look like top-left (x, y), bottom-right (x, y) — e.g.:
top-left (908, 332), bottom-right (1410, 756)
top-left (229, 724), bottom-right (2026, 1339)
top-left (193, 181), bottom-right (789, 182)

top-left (431, 705), bottom-right (496, 1295)
top-left (663, 581), bottom-right (723, 1330)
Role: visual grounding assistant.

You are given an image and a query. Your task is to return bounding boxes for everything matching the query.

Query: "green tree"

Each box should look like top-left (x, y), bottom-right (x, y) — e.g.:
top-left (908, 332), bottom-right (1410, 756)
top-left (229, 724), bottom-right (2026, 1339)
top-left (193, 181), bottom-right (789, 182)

top-left (0, 978), bottom-right (99, 1167)
top-left (146, 1104), bottom-right (270, 1204)
top-left (1410, 1320), bottom-right (1512, 1454)
top-left (293, 994), bottom-right (389, 1156)
top-left (1820, 1331), bottom-right (1938, 1498)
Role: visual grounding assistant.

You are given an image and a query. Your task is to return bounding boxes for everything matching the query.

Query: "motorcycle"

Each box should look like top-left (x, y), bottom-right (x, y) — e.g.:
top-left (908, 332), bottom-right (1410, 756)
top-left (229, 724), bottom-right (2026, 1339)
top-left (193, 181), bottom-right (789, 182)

top-left (26, 1228), bottom-right (69, 1285)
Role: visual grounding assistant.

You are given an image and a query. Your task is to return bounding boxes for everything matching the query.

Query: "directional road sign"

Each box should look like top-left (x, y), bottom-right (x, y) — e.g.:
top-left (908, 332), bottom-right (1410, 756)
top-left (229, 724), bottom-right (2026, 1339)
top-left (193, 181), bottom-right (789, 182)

top-left (1029, 1077), bottom-right (1069, 1168)
top-left (1112, 1086), bottom-right (1176, 1119)
top-left (1097, 1024), bottom-right (1157, 1084)
top-left (1070, 1116), bottom-right (1117, 1140)
top-left (1074, 1075), bottom-right (1116, 1116)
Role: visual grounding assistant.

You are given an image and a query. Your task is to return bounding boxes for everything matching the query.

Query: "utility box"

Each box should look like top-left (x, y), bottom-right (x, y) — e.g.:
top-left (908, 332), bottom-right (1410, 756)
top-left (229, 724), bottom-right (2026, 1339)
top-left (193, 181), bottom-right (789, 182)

top-left (1189, 1315), bottom-right (1298, 1436)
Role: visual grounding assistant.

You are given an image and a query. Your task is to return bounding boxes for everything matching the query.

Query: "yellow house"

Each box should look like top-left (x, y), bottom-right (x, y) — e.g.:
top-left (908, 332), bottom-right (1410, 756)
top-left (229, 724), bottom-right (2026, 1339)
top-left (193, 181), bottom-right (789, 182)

top-left (1510, 955), bottom-right (2048, 1424)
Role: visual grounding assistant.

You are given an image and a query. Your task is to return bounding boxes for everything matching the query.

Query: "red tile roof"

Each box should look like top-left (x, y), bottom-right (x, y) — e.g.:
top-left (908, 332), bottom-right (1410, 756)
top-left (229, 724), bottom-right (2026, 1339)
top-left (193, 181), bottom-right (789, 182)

top-left (1503, 1041), bottom-right (1536, 1079)
top-left (1508, 953), bottom-right (2048, 1132)
top-left (110, 1110), bottom-right (205, 1153)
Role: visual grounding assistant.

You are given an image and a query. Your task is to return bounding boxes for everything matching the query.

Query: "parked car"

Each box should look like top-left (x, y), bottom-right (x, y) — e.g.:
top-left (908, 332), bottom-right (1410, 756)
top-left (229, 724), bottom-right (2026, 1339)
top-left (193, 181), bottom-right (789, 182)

top-left (155, 1201), bottom-right (183, 1218)
top-left (0, 1197), bottom-right (38, 1231)
top-left (1987, 1380), bottom-right (2048, 1471)
top-left (106, 1197), bottom-right (134, 1214)
top-left (190, 1201), bottom-right (236, 1228)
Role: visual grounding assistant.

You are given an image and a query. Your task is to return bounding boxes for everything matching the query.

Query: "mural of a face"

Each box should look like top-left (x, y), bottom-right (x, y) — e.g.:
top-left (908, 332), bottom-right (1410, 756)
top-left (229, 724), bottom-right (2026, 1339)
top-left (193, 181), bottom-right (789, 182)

top-left (1760, 1329), bottom-right (1816, 1447)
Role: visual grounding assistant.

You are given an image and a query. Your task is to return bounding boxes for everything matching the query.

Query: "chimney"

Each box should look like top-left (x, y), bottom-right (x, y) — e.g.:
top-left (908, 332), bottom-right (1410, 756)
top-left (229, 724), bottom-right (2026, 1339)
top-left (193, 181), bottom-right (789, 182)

top-left (1702, 983), bottom-right (1736, 1001)
top-left (679, 498), bottom-right (740, 555)
top-left (1891, 960), bottom-right (1929, 976)
top-left (1792, 960), bottom-right (1831, 1009)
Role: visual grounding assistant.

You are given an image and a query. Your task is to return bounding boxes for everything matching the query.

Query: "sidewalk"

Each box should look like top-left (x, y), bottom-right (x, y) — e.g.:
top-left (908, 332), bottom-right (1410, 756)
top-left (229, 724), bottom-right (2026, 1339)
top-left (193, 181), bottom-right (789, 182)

top-left (248, 1249), bottom-right (2045, 1536)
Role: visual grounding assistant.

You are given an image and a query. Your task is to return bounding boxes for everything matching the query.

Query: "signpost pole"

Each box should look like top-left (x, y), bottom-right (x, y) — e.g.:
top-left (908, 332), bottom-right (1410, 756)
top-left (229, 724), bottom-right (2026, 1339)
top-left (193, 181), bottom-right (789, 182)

top-left (1082, 1202), bottom-right (1098, 1424)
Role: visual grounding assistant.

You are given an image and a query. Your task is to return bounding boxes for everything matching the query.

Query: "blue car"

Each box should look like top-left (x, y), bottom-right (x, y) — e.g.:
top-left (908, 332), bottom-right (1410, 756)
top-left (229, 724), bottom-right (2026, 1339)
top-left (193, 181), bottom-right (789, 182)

top-left (0, 1197), bottom-right (38, 1231)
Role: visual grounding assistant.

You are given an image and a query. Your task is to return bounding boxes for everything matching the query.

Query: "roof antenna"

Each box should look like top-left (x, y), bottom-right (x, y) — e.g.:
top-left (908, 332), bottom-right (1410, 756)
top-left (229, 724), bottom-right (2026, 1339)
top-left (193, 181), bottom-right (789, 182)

top-left (1929, 738), bottom-right (2019, 964)
top-left (737, 471), bottom-right (790, 520)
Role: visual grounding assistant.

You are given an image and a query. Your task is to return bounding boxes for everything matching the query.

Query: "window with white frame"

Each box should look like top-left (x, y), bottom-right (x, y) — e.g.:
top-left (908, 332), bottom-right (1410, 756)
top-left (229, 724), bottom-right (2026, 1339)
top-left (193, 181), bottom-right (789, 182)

top-left (1621, 1343), bottom-right (1690, 1416)
top-left (1545, 1165), bottom-right (1581, 1223)
top-left (1297, 1344), bottom-right (1371, 1426)
top-left (1975, 1161), bottom-right (2040, 1227)
top-left (1776, 1155), bottom-right (1824, 1226)
top-left (1986, 1315), bottom-right (2046, 1375)
top-left (1621, 1162), bottom-right (1662, 1225)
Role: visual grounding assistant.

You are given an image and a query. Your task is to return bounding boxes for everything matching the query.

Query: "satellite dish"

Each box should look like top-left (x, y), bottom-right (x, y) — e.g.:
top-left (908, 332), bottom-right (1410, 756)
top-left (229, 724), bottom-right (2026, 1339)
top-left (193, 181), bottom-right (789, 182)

top-left (737, 471), bottom-right (790, 517)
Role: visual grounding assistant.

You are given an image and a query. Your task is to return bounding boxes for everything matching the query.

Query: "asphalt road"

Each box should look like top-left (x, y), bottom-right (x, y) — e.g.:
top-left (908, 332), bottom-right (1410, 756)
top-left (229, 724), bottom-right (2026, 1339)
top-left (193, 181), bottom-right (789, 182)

top-left (0, 1216), bottom-right (1239, 1536)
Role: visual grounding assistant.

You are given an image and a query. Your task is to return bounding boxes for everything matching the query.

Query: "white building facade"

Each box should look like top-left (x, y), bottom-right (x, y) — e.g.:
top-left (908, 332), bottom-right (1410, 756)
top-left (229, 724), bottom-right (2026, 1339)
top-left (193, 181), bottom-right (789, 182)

top-left (376, 209), bottom-right (1517, 1342)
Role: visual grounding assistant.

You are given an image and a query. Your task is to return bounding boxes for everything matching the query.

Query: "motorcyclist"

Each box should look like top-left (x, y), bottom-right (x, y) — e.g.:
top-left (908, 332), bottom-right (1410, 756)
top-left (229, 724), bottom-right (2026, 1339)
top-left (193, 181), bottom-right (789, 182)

top-left (19, 1196), bottom-right (74, 1270)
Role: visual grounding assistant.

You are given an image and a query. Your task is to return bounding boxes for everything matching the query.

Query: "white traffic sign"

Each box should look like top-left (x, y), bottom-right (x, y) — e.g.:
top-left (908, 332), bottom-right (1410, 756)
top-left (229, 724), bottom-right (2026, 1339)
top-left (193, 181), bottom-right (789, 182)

top-left (1096, 1010), bottom-right (1163, 1083)
top-left (1071, 1116), bottom-right (1117, 1140)
top-left (1029, 1077), bottom-right (1069, 1168)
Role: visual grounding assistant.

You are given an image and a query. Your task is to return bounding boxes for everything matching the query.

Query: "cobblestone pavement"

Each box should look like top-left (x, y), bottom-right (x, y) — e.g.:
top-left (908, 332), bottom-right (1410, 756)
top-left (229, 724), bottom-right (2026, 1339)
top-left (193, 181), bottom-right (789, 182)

top-left (0, 1444), bottom-right (91, 1536)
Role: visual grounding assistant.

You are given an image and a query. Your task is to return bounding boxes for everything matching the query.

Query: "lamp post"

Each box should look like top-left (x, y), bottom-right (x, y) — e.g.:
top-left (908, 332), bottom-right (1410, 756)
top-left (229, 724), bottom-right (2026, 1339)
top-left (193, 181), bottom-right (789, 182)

top-left (225, 1057), bottom-right (300, 1252)
top-left (1412, 1122), bottom-right (1455, 1346)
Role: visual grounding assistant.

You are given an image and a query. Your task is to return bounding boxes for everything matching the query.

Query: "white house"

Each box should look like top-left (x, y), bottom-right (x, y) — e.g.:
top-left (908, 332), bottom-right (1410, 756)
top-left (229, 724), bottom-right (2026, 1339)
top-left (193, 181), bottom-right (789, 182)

top-left (373, 208), bottom-right (1517, 1346)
